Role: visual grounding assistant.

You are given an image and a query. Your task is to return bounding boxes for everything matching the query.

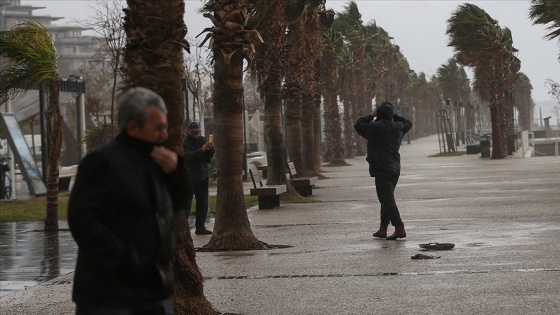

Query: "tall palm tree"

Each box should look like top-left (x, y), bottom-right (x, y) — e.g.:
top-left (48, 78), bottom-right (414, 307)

top-left (301, 3), bottom-right (326, 176)
top-left (199, 0), bottom-right (266, 250)
top-left (447, 3), bottom-right (518, 158)
top-left (321, 29), bottom-right (345, 164)
top-left (250, 0), bottom-right (291, 186)
top-left (338, 46), bottom-right (358, 158)
top-left (408, 72), bottom-right (441, 137)
top-left (529, 0), bottom-right (560, 60)
top-left (283, 0), bottom-right (325, 177)
top-left (122, 1), bottom-right (215, 313)
top-left (284, 4), bottom-right (307, 178)
top-left (333, 1), bottom-right (369, 156)
top-left (0, 21), bottom-right (61, 231)
top-left (437, 59), bottom-right (471, 106)
top-left (437, 59), bottom-right (472, 140)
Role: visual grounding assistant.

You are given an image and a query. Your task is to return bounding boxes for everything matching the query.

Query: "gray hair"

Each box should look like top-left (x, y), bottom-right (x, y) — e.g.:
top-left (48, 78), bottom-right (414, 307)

top-left (117, 87), bottom-right (168, 131)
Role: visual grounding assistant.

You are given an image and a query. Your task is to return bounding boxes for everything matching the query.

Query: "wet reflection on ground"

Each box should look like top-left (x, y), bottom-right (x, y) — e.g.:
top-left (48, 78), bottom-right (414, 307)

top-left (0, 216), bottom-right (200, 297)
top-left (0, 221), bottom-right (77, 297)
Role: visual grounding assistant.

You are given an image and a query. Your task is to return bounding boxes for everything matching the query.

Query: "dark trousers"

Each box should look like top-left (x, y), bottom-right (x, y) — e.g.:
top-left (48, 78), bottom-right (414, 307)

top-left (76, 299), bottom-right (173, 315)
top-left (186, 178), bottom-right (209, 229)
top-left (374, 175), bottom-right (403, 226)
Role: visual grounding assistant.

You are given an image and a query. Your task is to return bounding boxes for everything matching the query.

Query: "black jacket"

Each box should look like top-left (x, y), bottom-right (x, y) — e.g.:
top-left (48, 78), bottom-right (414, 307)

top-left (68, 132), bottom-right (190, 307)
top-left (354, 114), bottom-right (413, 177)
top-left (183, 135), bottom-right (214, 182)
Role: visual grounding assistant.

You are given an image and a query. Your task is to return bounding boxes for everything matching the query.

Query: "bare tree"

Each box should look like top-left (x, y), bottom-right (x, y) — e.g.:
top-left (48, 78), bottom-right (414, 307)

top-left (545, 78), bottom-right (560, 124)
top-left (80, 0), bottom-right (126, 135)
top-left (184, 41), bottom-right (213, 122)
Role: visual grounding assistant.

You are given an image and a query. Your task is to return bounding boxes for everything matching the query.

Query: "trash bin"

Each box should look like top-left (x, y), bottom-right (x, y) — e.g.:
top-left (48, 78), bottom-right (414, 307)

top-left (480, 140), bottom-right (490, 158)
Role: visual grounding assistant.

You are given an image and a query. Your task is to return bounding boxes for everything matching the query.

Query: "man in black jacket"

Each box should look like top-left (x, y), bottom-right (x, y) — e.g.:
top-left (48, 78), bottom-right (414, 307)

top-left (68, 87), bottom-right (190, 315)
top-left (354, 102), bottom-right (413, 240)
top-left (183, 121), bottom-right (214, 235)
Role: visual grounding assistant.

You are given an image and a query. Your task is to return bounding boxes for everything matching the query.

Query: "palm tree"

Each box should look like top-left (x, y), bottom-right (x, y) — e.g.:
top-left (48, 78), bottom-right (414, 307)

top-left (447, 4), bottom-right (519, 158)
top-left (251, 0), bottom-right (290, 186)
top-left (513, 72), bottom-right (533, 132)
top-left (437, 59), bottom-right (471, 107)
top-left (408, 72), bottom-right (441, 137)
top-left (529, 0), bottom-right (560, 60)
top-left (301, 3), bottom-right (326, 176)
top-left (321, 29), bottom-right (345, 164)
top-left (121, 1), bottom-right (215, 313)
top-left (0, 21), bottom-right (62, 231)
top-left (198, 0), bottom-right (266, 250)
top-left (437, 59), bottom-right (472, 140)
top-left (284, 4), bottom-right (307, 179)
top-left (338, 46), bottom-right (358, 158)
top-left (333, 1), bottom-right (369, 156)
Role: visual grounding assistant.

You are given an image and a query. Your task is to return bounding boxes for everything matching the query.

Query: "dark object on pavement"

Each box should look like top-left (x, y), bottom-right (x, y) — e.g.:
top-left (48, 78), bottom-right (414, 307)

top-left (411, 253), bottom-right (441, 259)
top-left (419, 242), bottom-right (455, 250)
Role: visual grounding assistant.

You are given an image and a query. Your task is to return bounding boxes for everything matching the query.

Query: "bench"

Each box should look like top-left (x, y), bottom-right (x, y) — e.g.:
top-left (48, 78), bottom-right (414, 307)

top-left (249, 165), bottom-right (286, 209)
top-left (287, 162), bottom-right (318, 197)
top-left (59, 165), bottom-right (78, 191)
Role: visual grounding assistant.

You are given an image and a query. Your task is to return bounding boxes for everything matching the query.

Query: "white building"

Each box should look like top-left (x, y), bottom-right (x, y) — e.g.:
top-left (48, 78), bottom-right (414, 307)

top-left (0, 0), bottom-right (100, 79)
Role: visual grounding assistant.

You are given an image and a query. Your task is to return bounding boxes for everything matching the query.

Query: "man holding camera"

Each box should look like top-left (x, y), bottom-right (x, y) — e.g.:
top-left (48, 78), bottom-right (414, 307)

top-left (354, 102), bottom-right (412, 240)
top-left (183, 121), bottom-right (215, 235)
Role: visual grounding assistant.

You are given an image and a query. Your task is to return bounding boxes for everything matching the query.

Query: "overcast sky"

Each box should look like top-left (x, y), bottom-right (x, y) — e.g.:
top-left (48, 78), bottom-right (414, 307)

top-left (23, 0), bottom-right (559, 107)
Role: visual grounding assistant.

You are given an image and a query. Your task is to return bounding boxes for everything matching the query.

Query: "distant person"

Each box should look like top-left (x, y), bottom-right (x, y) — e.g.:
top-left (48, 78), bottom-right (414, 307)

top-left (68, 87), bottom-right (190, 315)
top-left (0, 154), bottom-right (9, 200)
top-left (354, 102), bottom-right (412, 240)
top-left (183, 121), bottom-right (215, 235)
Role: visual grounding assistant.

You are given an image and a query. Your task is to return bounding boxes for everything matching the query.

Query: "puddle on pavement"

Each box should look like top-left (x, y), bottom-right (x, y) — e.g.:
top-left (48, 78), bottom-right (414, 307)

top-left (0, 222), bottom-right (77, 282)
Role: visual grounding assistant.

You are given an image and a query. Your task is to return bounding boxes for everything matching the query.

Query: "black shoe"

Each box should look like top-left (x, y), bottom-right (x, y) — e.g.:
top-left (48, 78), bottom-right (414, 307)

top-left (195, 228), bottom-right (212, 235)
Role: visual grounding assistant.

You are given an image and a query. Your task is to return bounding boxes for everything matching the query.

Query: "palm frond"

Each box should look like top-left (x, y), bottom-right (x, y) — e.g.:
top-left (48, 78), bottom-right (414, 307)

top-left (0, 21), bottom-right (58, 99)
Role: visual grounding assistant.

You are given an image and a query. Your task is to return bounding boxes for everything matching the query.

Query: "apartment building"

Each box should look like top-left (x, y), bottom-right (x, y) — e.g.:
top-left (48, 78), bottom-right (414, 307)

top-left (0, 0), bottom-right (100, 77)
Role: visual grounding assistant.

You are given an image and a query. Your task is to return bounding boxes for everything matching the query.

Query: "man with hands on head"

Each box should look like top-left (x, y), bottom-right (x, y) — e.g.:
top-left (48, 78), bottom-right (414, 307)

top-left (354, 101), bottom-right (412, 241)
top-left (68, 87), bottom-right (190, 315)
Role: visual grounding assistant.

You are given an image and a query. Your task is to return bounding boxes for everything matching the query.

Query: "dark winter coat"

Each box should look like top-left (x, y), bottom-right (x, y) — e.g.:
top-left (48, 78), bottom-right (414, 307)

top-left (354, 114), bottom-right (413, 177)
top-left (183, 135), bottom-right (214, 182)
top-left (68, 132), bottom-right (190, 308)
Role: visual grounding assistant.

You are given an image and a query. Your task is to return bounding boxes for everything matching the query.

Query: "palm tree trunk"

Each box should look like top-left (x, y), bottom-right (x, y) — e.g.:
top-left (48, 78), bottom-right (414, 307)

top-left (342, 97), bottom-right (354, 158)
top-left (206, 50), bottom-right (264, 250)
top-left (353, 92), bottom-right (366, 156)
top-left (490, 104), bottom-right (506, 159)
top-left (302, 88), bottom-right (316, 175)
top-left (172, 211), bottom-right (215, 315)
top-left (123, 1), bottom-right (215, 313)
top-left (285, 81), bottom-right (304, 176)
top-left (312, 64), bottom-right (323, 172)
top-left (263, 76), bottom-right (288, 185)
top-left (45, 79), bottom-right (61, 231)
top-left (303, 9), bottom-right (322, 176)
top-left (323, 89), bottom-right (345, 164)
top-left (255, 0), bottom-right (288, 186)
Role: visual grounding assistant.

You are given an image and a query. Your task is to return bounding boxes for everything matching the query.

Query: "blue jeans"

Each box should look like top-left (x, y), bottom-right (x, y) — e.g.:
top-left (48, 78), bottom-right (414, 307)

top-left (186, 178), bottom-right (209, 229)
top-left (76, 299), bottom-right (173, 315)
top-left (374, 175), bottom-right (403, 226)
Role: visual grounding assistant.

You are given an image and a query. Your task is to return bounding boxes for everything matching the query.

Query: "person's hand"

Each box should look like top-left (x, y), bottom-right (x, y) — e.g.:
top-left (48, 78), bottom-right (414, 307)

top-left (151, 146), bottom-right (178, 173)
top-left (202, 141), bottom-right (214, 151)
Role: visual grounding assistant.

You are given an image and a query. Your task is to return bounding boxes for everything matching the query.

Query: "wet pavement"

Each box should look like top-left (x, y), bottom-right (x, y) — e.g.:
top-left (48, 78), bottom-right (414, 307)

top-left (0, 218), bottom-right (204, 298)
top-left (0, 222), bottom-right (77, 297)
top-left (1, 135), bottom-right (560, 314)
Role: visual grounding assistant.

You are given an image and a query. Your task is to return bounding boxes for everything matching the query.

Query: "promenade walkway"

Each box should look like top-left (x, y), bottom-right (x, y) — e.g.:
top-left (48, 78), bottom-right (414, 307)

top-left (1, 135), bottom-right (559, 314)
